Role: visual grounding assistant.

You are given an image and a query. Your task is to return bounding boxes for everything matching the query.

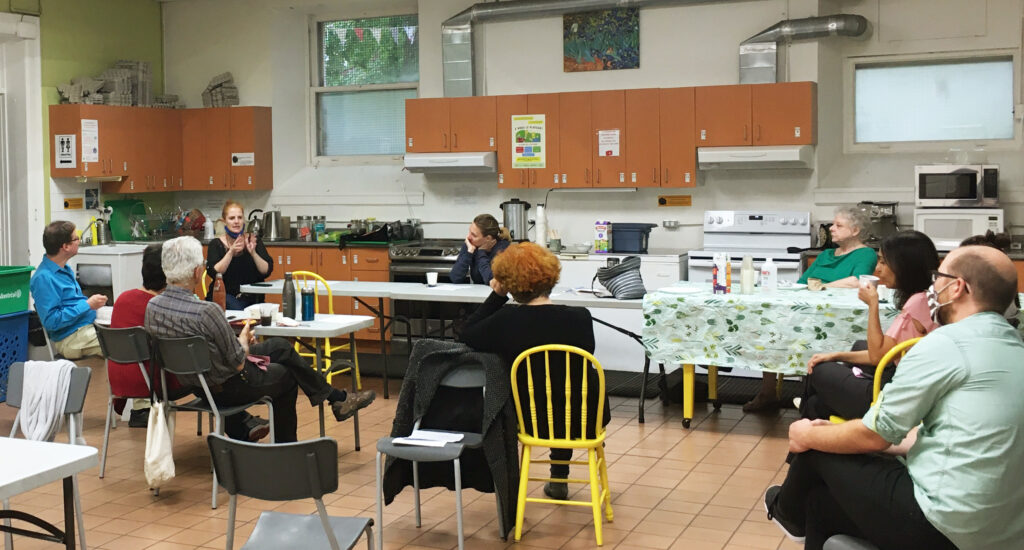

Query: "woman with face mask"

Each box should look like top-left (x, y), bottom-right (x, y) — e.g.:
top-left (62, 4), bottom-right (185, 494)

top-left (449, 214), bottom-right (512, 285)
top-left (798, 230), bottom-right (940, 420)
top-left (206, 200), bottom-right (273, 310)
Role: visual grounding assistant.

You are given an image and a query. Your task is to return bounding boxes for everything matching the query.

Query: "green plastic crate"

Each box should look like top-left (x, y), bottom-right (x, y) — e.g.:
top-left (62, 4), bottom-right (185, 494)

top-left (0, 266), bottom-right (34, 315)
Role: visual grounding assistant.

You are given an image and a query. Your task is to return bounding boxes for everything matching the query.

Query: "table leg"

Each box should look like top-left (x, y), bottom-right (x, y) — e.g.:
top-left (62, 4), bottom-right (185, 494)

top-left (682, 364), bottom-right (695, 429)
top-left (351, 332), bottom-right (361, 451)
top-left (638, 356), bottom-right (651, 424)
top-left (317, 338), bottom-right (326, 438)
top-left (62, 477), bottom-right (75, 550)
top-left (708, 366), bottom-right (721, 411)
top-left (379, 297), bottom-right (390, 399)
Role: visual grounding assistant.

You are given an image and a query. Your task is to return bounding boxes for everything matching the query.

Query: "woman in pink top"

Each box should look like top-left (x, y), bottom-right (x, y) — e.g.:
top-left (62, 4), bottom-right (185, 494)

top-left (799, 231), bottom-right (939, 420)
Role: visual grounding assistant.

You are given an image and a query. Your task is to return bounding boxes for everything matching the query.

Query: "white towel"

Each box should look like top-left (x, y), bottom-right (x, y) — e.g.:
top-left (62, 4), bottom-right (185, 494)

top-left (19, 360), bottom-right (75, 442)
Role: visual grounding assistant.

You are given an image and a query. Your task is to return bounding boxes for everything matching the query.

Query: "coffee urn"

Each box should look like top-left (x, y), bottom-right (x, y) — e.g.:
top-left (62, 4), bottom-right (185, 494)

top-left (499, 198), bottom-right (531, 242)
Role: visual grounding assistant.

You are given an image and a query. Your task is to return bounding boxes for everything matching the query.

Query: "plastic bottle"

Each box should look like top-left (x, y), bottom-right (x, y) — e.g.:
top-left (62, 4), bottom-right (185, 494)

top-left (212, 273), bottom-right (226, 311)
top-left (712, 253), bottom-right (720, 293)
top-left (740, 255), bottom-right (755, 294)
top-left (724, 255), bottom-right (732, 294)
top-left (760, 258), bottom-right (778, 292)
top-left (534, 204), bottom-right (547, 247)
top-left (282, 272), bottom-right (296, 319)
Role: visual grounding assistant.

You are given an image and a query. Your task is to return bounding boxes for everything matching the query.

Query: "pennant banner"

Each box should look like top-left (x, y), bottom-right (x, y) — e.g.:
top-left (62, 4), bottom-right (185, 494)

top-left (391, 27), bottom-right (400, 44)
top-left (354, 28), bottom-right (364, 41)
top-left (404, 25), bottom-right (416, 44)
top-left (370, 28), bottom-right (382, 43)
top-left (332, 27), bottom-right (347, 48)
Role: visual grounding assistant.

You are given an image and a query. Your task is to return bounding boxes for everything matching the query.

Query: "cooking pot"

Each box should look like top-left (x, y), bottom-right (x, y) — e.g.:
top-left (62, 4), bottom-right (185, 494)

top-left (262, 210), bottom-right (285, 241)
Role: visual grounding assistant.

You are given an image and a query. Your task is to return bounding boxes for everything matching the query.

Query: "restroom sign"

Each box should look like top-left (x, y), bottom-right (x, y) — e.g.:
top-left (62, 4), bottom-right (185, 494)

top-left (55, 134), bottom-right (76, 168)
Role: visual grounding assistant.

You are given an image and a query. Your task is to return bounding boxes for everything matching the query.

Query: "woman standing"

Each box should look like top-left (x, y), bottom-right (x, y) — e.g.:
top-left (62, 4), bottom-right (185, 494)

top-left (745, 206), bottom-right (879, 413)
top-left (450, 214), bottom-right (511, 285)
top-left (800, 230), bottom-right (939, 420)
top-left (206, 200), bottom-right (273, 310)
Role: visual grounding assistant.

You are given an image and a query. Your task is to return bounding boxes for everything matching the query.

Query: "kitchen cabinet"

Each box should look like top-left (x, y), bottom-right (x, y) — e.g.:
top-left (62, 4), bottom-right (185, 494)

top-left (49, 104), bottom-right (132, 179)
top-left (496, 94), bottom-right (562, 189)
top-left (106, 108), bottom-right (183, 194)
top-left (591, 90), bottom-right (626, 188)
top-left (625, 89), bottom-right (661, 188)
top-left (695, 82), bottom-right (816, 147)
top-left (405, 97), bottom-right (496, 153)
top-left (659, 87), bottom-right (696, 188)
top-left (182, 107), bottom-right (273, 191)
top-left (496, 94), bottom-right (528, 189)
top-left (559, 92), bottom-right (592, 188)
top-left (315, 249), bottom-right (352, 315)
top-left (349, 248), bottom-right (390, 341)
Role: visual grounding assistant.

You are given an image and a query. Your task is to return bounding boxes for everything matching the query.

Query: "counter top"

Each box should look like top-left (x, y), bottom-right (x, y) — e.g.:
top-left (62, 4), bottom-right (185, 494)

top-left (117, 239), bottom-right (391, 248)
top-left (76, 244), bottom-right (147, 255)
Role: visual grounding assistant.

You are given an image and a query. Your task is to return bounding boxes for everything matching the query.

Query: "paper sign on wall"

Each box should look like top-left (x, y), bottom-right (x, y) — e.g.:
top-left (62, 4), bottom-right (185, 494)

top-left (231, 152), bottom-right (255, 166)
top-left (81, 119), bottom-right (99, 163)
top-left (511, 114), bottom-right (545, 169)
top-left (598, 129), bottom-right (620, 157)
top-left (55, 134), bottom-right (76, 168)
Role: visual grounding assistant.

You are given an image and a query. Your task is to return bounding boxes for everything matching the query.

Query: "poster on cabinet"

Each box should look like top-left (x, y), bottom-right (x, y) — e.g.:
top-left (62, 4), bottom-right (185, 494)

top-left (55, 134), bottom-right (76, 168)
top-left (512, 114), bottom-right (545, 169)
top-left (81, 119), bottom-right (98, 163)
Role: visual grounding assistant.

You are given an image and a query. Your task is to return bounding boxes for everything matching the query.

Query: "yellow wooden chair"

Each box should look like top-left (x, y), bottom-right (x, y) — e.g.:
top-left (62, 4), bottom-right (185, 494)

top-left (198, 271), bottom-right (211, 299)
top-left (510, 344), bottom-right (613, 546)
top-left (291, 271), bottom-right (361, 389)
top-left (829, 337), bottom-right (922, 424)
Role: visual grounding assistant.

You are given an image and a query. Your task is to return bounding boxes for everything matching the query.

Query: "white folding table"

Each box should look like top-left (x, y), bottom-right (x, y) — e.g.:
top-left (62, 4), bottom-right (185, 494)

top-left (0, 438), bottom-right (97, 549)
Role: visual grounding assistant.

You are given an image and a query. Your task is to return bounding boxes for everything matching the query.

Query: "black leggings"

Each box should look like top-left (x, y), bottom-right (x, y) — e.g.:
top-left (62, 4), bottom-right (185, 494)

top-left (800, 341), bottom-right (894, 420)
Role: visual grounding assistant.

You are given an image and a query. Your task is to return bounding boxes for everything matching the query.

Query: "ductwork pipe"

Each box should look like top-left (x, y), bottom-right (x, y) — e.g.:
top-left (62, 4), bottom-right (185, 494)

top-left (739, 14), bottom-right (869, 84)
top-left (442, 0), bottom-right (737, 97)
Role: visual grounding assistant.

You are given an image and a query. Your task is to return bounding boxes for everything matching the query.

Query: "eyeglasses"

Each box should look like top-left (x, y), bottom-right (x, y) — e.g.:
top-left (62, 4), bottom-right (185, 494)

top-left (931, 270), bottom-right (958, 284)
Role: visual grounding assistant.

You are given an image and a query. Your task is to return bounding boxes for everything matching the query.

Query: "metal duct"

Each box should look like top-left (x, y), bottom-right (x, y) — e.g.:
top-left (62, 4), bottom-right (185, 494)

top-left (739, 14), bottom-right (868, 84)
top-left (442, 0), bottom-right (736, 97)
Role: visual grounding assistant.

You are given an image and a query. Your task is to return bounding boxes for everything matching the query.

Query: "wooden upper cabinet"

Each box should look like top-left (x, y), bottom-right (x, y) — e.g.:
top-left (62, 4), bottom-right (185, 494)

top-left (591, 90), bottom-right (626, 188)
top-left (162, 109), bottom-right (184, 190)
top-left (450, 96), bottom-right (496, 152)
top-left (49, 104), bottom-right (132, 179)
top-left (180, 107), bottom-right (272, 191)
top-left (528, 93), bottom-right (561, 188)
top-left (625, 89), bottom-right (661, 188)
top-left (496, 95), bottom-right (528, 189)
top-left (181, 109), bottom-right (207, 190)
top-left (558, 92), bottom-right (592, 188)
top-left (659, 87), bottom-right (697, 188)
top-left (751, 82), bottom-right (817, 145)
top-left (229, 107), bottom-right (273, 190)
top-left (695, 85), bottom-right (752, 146)
top-left (405, 98), bottom-right (450, 152)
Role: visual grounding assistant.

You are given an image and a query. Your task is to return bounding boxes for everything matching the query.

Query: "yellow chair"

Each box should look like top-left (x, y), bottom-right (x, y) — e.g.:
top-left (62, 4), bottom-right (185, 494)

top-left (511, 344), bottom-right (613, 545)
top-left (829, 337), bottom-right (922, 424)
top-left (198, 271), bottom-right (211, 299)
top-left (291, 271), bottom-right (361, 389)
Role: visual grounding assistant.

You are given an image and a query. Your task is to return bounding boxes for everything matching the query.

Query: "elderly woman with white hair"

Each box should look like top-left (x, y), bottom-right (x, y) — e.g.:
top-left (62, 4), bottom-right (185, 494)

top-left (144, 236), bottom-right (375, 442)
top-left (744, 205), bottom-right (879, 413)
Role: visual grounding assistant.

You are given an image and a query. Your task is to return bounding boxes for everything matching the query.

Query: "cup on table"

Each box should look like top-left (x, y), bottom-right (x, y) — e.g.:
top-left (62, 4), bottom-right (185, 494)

top-left (426, 271), bottom-right (439, 287)
top-left (807, 278), bottom-right (825, 292)
top-left (859, 274), bottom-right (880, 289)
top-left (548, 238), bottom-right (562, 253)
top-left (258, 303), bottom-right (279, 326)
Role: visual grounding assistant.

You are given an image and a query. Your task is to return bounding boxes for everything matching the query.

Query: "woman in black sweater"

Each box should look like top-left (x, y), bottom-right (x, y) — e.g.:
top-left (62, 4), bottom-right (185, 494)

top-left (458, 242), bottom-right (609, 501)
top-left (206, 200), bottom-right (273, 309)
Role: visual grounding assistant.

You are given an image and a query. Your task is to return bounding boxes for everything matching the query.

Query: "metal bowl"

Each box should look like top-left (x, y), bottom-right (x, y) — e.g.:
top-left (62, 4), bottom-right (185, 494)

top-left (561, 243), bottom-right (592, 254)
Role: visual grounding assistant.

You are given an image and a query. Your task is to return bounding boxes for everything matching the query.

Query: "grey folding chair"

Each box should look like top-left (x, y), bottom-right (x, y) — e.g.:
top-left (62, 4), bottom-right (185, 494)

top-left (153, 335), bottom-right (275, 509)
top-left (4, 362), bottom-right (91, 550)
top-left (824, 535), bottom-right (880, 550)
top-left (207, 434), bottom-right (374, 550)
top-left (375, 364), bottom-right (504, 550)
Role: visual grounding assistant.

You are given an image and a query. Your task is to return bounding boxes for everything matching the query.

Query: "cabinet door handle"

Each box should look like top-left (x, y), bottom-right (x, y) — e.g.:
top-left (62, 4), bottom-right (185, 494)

top-left (365, 257), bottom-right (379, 263)
top-left (209, 176), bottom-right (214, 186)
top-left (277, 255), bottom-right (282, 265)
top-left (756, 125), bottom-right (762, 142)
top-left (652, 168), bottom-right (657, 183)
top-left (453, 133), bottom-right (458, 149)
top-left (743, 125), bottom-right (749, 141)
top-left (664, 169), bottom-right (669, 183)
top-left (597, 169), bottom-right (601, 184)
top-left (585, 168), bottom-right (589, 184)
top-left (287, 255), bottom-right (291, 265)
top-left (442, 133), bottom-right (447, 148)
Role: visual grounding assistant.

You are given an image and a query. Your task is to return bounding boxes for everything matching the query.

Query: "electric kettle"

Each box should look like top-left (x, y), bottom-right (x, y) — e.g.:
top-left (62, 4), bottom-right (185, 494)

top-left (262, 210), bottom-right (285, 241)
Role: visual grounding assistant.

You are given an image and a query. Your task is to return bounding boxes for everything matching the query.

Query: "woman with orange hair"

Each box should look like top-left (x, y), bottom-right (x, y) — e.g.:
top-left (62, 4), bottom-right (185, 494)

top-left (458, 242), bottom-right (609, 501)
top-left (206, 200), bottom-right (273, 309)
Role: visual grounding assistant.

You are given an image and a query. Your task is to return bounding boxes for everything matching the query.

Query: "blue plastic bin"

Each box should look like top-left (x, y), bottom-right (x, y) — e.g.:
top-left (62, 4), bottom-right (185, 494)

top-left (0, 310), bottom-right (29, 402)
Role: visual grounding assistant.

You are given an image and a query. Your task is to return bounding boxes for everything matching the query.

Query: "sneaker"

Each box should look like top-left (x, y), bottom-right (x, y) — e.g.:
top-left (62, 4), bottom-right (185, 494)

top-left (544, 482), bottom-right (568, 500)
top-left (244, 416), bottom-right (270, 442)
top-left (764, 485), bottom-right (805, 543)
top-left (742, 393), bottom-right (781, 414)
top-left (128, 408), bottom-right (150, 428)
top-left (331, 389), bottom-right (376, 421)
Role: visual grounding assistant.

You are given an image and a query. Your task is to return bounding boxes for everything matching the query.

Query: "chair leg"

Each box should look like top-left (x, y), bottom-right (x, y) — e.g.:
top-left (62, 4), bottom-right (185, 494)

top-left (413, 461), bottom-right (421, 528)
top-left (211, 415), bottom-right (223, 509)
top-left (588, 448), bottom-right (604, 546)
top-left (3, 498), bottom-right (12, 550)
top-left (775, 373), bottom-right (785, 399)
top-left (375, 451), bottom-right (384, 550)
top-left (100, 397), bottom-right (114, 478)
top-left (73, 474), bottom-right (87, 550)
top-left (352, 367), bottom-right (361, 451)
top-left (638, 356), bottom-right (650, 423)
top-left (598, 445), bottom-right (613, 522)
top-left (453, 458), bottom-right (464, 550)
top-left (226, 494), bottom-right (237, 550)
top-left (514, 445), bottom-right (531, 541)
top-left (196, 411), bottom-right (202, 436)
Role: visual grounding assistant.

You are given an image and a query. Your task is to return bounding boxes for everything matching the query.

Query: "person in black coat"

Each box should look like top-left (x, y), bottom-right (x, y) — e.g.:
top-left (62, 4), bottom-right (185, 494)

top-left (458, 241), bottom-right (610, 501)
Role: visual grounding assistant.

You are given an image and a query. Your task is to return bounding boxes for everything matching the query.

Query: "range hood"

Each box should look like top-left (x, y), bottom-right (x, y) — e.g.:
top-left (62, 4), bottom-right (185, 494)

top-left (404, 151), bottom-right (497, 173)
top-left (698, 145), bottom-right (814, 170)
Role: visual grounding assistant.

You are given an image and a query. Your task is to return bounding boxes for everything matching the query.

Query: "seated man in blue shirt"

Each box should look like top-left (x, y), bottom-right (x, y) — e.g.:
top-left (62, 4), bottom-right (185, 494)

top-left (30, 221), bottom-right (106, 359)
top-left (764, 245), bottom-right (1024, 550)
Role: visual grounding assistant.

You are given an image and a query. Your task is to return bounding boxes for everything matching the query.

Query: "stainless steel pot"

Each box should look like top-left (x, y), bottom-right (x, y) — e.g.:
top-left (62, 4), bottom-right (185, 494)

top-left (499, 198), bottom-right (531, 242)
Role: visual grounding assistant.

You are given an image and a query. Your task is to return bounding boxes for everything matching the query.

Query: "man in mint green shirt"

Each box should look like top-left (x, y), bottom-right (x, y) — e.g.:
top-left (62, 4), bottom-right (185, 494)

top-left (763, 245), bottom-right (1024, 550)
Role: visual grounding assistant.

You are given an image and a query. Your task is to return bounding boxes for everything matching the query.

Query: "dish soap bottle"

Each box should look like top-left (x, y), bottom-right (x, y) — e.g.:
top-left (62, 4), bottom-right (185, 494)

top-left (760, 258), bottom-right (778, 292)
top-left (282, 272), bottom-right (296, 319)
top-left (740, 255), bottom-right (755, 294)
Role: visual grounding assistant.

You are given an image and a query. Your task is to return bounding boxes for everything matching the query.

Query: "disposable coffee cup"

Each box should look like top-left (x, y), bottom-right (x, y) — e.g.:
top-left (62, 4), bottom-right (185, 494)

top-left (426, 272), bottom-right (438, 286)
top-left (859, 274), bottom-right (880, 288)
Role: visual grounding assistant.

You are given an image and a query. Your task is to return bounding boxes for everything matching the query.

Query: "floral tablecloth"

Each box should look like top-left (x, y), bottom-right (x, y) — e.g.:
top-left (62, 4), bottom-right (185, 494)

top-left (641, 284), bottom-right (902, 375)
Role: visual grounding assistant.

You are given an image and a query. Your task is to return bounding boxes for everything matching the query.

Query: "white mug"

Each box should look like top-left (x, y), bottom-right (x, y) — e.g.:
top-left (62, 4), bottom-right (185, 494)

top-left (426, 272), bottom-right (438, 286)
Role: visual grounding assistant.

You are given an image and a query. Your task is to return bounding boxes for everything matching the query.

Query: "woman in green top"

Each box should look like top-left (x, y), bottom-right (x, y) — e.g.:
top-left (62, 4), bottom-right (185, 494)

top-left (744, 206), bottom-right (878, 413)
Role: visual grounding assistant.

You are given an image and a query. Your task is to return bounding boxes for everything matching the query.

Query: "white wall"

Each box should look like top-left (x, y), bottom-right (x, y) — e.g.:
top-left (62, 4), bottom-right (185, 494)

top-left (160, 0), bottom-right (1024, 249)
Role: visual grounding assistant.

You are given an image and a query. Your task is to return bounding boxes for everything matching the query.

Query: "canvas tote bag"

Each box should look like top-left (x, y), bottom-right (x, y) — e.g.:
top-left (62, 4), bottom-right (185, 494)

top-left (144, 401), bottom-right (176, 488)
top-left (592, 256), bottom-right (647, 299)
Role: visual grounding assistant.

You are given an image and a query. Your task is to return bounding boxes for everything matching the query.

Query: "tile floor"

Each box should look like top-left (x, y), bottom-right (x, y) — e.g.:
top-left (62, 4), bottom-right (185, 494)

top-left (0, 356), bottom-right (803, 550)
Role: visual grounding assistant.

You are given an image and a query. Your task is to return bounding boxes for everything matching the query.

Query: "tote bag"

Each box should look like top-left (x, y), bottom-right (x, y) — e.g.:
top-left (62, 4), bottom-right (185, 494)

top-left (144, 401), bottom-right (176, 488)
top-left (592, 256), bottom-right (647, 299)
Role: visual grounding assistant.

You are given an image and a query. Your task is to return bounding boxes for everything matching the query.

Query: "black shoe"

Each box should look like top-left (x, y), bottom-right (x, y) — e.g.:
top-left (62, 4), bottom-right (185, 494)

top-left (544, 481), bottom-right (568, 500)
top-left (764, 485), bottom-right (805, 543)
top-left (331, 389), bottom-right (376, 421)
top-left (244, 416), bottom-right (270, 442)
top-left (128, 408), bottom-right (150, 428)
top-left (742, 393), bottom-right (781, 414)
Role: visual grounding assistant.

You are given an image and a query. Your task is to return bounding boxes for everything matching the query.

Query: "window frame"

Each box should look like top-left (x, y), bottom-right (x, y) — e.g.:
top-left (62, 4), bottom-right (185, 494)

top-left (307, 11), bottom-right (419, 166)
top-left (843, 50), bottom-right (1021, 154)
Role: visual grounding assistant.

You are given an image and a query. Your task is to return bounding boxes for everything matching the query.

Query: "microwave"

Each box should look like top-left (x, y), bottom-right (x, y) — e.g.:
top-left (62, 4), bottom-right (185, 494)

top-left (914, 208), bottom-right (1004, 251)
top-left (915, 164), bottom-right (999, 208)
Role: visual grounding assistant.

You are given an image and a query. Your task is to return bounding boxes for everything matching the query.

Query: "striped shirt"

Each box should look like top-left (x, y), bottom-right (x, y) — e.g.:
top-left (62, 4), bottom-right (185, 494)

top-left (144, 285), bottom-right (245, 386)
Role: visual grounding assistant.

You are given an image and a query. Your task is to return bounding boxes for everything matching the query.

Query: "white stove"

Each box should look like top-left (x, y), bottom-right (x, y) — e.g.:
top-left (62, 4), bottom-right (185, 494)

top-left (686, 210), bottom-right (812, 284)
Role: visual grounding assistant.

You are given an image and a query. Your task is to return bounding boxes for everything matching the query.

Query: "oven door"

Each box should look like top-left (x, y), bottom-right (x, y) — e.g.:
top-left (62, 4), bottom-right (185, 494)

top-left (687, 255), bottom-right (803, 285)
top-left (389, 262), bottom-right (462, 339)
top-left (389, 262), bottom-right (454, 284)
top-left (915, 165), bottom-right (984, 207)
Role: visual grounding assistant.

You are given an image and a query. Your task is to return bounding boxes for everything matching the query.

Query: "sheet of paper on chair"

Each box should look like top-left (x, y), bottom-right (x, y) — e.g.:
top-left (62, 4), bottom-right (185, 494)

top-left (410, 429), bottom-right (463, 443)
top-left (392, 437), bottom-right (448, 447)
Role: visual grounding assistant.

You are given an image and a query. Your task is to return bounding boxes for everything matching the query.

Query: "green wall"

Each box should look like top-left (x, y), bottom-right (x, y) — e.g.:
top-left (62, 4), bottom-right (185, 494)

top-left (0, 0), bottom-right (164, 217)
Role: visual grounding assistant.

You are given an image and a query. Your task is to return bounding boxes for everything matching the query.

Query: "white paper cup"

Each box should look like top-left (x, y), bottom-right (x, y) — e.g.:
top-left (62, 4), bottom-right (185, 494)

top-left (426, 272), bottom-right (438, 286)
top-left (859, 274), bottom-right (880, 288)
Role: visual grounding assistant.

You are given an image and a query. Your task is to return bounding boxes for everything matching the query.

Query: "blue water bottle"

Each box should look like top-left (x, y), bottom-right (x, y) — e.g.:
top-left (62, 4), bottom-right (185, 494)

top-left (301, 287), bottom-right (316, 321)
